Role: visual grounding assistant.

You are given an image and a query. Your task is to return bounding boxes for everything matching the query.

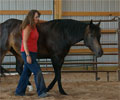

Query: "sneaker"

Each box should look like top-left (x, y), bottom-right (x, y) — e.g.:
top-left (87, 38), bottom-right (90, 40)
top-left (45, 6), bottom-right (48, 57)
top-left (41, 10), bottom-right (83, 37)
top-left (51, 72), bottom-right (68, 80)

top-left (38, 92), bottom-right (48, 98)
top-left (27, 85), bottom-right (33, 92)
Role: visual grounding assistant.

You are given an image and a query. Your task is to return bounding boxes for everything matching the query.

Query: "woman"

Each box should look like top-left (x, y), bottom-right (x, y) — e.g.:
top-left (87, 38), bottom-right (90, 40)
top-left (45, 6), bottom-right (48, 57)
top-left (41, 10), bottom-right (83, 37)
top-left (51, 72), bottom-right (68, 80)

top-left (15, 10), bottom-right (47, 98)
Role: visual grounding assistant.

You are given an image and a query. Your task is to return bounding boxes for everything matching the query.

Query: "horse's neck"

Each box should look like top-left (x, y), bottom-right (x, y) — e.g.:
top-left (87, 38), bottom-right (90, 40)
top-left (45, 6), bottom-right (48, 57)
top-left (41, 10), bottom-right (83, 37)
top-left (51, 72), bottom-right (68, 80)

top-left (64, 21), bottom-right (87, 45)
top-left (70, 33), bottom-right (84, 45)
top-left (69, 27), bottom-right (86, 45)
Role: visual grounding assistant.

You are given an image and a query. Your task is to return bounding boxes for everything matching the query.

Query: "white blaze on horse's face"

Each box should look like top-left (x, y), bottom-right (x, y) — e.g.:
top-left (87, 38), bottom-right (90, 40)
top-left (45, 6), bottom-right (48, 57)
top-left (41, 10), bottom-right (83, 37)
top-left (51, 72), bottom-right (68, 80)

top-left (84, 20), bottom-right (103, 57)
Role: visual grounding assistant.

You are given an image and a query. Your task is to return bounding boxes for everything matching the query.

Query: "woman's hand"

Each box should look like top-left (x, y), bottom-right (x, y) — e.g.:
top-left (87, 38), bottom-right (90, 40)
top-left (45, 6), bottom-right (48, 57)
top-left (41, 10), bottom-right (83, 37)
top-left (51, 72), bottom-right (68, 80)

top-left (27, 56), bottom-right (32, 64)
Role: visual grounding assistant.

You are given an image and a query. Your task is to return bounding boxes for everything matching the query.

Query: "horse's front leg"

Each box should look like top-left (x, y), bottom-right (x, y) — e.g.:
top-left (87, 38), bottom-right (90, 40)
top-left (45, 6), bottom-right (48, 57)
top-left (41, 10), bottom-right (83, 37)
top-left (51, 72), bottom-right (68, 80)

top-left (57, 66), bottom-right (67, 95)
top-left (46, 56), bottom-right (67, 95)
top-left (46, 70), bottom-right (57, 92)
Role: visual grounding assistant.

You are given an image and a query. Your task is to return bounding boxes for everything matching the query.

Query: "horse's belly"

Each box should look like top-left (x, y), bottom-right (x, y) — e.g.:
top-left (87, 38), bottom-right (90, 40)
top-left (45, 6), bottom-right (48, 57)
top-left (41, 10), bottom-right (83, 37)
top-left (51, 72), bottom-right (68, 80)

top-left (37, 49), bottom-right (50, 58)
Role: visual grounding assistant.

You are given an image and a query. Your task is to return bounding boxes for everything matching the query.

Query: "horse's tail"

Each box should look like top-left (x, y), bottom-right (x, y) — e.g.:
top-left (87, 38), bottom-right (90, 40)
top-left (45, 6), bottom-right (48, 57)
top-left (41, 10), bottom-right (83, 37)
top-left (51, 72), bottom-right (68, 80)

top-left (0, 19), bottom-right (22, 51)
top-left (0, 23), bottom-right (2, 49)
top-left (0, 22), bottom-right (10, 75)
top-left (0, 22), bottom-right (10, 51)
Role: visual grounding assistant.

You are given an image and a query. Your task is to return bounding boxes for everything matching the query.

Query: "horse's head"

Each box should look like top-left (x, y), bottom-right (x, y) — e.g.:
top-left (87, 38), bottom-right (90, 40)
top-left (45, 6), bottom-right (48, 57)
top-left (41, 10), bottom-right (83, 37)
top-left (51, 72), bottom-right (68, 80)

top-left (84, 20), bottom-right (103, 57)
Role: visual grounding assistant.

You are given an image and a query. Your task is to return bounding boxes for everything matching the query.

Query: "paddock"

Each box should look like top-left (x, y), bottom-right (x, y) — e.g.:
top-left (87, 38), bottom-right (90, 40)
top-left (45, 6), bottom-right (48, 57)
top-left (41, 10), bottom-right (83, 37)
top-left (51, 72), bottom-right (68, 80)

top-left (0, 0), bottom-right (120, 100)
top-left (0, 72), bottom-right (120, 100)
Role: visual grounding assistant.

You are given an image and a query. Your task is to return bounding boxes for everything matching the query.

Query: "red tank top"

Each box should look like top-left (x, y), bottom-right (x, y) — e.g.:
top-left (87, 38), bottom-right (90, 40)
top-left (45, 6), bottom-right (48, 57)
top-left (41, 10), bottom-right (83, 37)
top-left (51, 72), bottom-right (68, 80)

top-left (21, 26), bottom-right (39, 52)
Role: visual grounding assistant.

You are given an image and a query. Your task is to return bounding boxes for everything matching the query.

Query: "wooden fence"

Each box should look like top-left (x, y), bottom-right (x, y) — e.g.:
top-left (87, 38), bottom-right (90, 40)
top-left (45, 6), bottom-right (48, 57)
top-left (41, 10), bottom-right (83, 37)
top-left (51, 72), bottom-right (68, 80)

top-left (1, 16), bottom-right (120, 81)
top-left (0, 0), bottom-right (120, 81)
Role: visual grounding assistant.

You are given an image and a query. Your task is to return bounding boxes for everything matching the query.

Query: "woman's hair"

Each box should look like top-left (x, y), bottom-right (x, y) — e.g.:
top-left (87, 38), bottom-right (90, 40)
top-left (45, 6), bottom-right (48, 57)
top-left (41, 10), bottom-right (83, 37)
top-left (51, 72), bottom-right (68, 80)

top-left (22, 10), bottom-right (41, 29)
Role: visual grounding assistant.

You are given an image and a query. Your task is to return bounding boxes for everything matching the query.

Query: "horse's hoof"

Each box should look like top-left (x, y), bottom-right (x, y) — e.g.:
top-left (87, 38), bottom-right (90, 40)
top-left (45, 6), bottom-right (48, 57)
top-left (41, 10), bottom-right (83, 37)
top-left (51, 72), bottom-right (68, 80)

top-left (60, 91), bottom-right (67, 95)
top-left (62, 93), bottom-right (67, 95)
top-left (27, 85), bottom-right (33, 92)
top-left (45, 88), bottom-right (49, 92)
top-left (0, 73), bottom-right (6, 77)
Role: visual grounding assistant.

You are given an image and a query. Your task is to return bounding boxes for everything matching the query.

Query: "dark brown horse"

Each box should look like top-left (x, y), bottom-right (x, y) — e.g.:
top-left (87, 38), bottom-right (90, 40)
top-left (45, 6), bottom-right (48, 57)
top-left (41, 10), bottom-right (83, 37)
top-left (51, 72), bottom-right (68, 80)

top-left (0, 18), bottom-right (103, 95)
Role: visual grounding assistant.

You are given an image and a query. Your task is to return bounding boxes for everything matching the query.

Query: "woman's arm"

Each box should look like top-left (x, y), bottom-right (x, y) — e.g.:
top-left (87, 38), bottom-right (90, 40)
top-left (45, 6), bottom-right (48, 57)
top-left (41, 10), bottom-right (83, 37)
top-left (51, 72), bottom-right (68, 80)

top-left (23, 26), bottom-right (32, 64)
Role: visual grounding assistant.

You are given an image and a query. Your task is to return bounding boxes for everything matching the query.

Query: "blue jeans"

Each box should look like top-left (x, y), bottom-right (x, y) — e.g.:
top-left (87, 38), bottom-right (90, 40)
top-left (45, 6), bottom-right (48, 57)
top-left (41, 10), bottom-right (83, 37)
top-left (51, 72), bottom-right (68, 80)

top-left (15, 52), bottom-right (46, 96)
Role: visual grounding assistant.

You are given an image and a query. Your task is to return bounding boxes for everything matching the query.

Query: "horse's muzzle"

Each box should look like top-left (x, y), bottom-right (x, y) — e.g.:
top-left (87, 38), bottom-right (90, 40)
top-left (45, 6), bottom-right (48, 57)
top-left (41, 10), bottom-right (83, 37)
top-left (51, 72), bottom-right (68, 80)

top-left (95, 49), bottom-right (103, 57)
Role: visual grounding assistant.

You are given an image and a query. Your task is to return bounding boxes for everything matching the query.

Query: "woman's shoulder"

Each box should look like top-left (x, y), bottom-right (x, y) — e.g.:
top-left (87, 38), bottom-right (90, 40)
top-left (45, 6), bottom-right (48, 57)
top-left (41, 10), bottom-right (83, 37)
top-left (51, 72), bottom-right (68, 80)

top-left (23, 25), bottom-right (32, 31)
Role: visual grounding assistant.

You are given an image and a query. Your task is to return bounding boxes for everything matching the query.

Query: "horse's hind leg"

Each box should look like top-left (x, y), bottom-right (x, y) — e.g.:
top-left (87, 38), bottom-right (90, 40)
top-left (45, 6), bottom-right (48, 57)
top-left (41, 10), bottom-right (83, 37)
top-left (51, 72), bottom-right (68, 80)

top-left (10, 48), bottom-right (33, 91)
top-left (15, 57), bottom-right (33, 91)
top-left (46, 56), bottom-right (67, 95)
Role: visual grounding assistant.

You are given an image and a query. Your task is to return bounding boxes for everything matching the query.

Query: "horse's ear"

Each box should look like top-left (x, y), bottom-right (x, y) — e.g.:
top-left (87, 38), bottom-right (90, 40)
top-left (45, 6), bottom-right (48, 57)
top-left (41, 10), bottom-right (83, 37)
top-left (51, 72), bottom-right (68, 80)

top-left (97, 20), bottom-right (101, 26)
top-left (90, 20), bottom-right (93, 25)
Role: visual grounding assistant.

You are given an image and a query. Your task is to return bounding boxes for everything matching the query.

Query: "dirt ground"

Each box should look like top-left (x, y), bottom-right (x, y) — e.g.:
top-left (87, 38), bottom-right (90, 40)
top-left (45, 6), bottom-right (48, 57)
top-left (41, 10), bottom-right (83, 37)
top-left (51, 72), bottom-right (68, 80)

top-left (0, 72), bottom-right (120, 100)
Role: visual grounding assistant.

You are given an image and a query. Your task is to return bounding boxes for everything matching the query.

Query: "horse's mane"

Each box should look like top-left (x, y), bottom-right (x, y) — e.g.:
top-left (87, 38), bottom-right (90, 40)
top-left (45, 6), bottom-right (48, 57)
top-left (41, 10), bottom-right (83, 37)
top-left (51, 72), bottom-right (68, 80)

top-left (47, 19), bottom-right (89, 37)
top-left (0, 23), bottom-right (1, 36)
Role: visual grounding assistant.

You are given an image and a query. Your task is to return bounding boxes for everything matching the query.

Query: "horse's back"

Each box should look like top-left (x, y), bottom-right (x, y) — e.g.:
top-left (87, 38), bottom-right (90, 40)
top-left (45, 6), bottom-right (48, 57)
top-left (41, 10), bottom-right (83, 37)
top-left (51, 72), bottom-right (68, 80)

top-left (38, 19), bottom-right (88, 35)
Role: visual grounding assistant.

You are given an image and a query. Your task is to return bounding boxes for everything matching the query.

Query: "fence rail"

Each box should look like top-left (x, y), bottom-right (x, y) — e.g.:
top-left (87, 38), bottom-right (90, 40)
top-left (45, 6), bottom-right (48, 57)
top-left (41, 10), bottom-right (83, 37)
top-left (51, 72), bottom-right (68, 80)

top-left (1, 16), bottom-right (120, 81)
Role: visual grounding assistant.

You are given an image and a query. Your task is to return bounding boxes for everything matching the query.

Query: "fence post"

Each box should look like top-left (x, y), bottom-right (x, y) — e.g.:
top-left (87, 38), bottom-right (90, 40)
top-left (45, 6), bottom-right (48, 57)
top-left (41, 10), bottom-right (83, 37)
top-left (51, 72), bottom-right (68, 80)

top-left (93, 56), bottom-right (100, 81)
top-left (118, 17), bottom-right (120, 81)
top-left (54, 0), bottom-right (62, 19)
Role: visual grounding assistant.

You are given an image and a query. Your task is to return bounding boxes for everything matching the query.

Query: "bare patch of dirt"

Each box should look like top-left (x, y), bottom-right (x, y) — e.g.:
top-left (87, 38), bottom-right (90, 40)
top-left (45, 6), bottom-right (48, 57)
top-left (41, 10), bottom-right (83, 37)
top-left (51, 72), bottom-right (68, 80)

top-left (0, 72), bottom-right (120, 100)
